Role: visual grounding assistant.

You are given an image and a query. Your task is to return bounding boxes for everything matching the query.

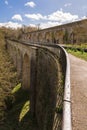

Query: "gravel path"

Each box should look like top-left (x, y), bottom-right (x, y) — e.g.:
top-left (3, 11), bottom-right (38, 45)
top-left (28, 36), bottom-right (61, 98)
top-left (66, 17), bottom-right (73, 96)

top-left (69, 54), bottom-right (87, 130)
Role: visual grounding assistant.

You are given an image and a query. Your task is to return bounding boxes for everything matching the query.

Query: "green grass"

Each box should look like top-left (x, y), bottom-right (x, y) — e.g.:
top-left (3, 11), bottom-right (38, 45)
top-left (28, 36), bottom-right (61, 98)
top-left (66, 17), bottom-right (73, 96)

top-left (65, 43), bottom-right (87, 61)
top-left (67, 49), bottom-right (87, 61)
top-left (19, 100), bottom-right (30, 122)
top-left (12, 83), bottom-right (21, 94)
top-left (65, 43), bottom-right (87, 49)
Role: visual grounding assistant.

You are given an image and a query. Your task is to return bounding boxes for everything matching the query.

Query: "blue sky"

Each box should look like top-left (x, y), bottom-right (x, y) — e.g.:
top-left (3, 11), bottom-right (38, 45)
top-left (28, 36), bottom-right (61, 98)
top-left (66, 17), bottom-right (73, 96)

top-left (0, 0), bottom-right (87, 29)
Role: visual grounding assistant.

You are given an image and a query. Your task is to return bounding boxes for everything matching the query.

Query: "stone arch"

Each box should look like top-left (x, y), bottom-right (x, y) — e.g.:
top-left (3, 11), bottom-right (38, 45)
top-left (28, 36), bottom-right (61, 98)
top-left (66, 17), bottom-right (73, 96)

top-left (45, 32), bottom-right (52, 42)
top-left (22, 53), bottom-right (30, 89)
top-left (33, 33), bottom-right (37, 41)
top-left (30, 34), bottom-right (34, 42)
top-left (54, 30), bottom-right (64, 44)
top-left (38, 32), bottom-right (44, 42)
top-left (54, 31), bottom-right (60, 44)
top-left (51, 32), bottom-right (57, 43)
top-left (69, 32), bottom-right (75, 44)
top-left (28, 34), bottom-right (31, 41)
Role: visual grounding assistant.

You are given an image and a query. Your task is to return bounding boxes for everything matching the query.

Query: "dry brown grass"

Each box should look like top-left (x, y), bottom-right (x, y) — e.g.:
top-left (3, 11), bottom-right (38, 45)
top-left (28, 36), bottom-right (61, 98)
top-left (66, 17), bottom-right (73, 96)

top-left (0, 29), bottom-right (38, 130)
top-left (0, 30), bottom-right (19, 123)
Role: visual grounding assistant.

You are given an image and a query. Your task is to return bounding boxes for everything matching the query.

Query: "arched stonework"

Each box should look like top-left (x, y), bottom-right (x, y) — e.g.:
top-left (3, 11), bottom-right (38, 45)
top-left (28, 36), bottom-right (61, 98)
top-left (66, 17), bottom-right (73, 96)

top-left (28, 34), bottom-right (31, 41)
top-left (22, 53), bottom-right (30, 89)
top-left (54, 30), bottom-right (64, 44)
top-left (45, 32), bottom-right (52, 42)
top-left (33, 33), bottom-right (38, 42)
top-left (69, 32), bottom-right (75, 44)
top-left (38, 33), bottom-right (43, 42)
top-left (30, 34), bottom-right (35, 42)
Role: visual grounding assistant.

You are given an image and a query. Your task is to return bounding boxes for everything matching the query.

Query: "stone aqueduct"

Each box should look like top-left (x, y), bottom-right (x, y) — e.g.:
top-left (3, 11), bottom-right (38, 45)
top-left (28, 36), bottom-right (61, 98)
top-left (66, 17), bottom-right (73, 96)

top-left (21, 19), bottom-right (87, 45)
top-left (5, 19), bottom-right (87, 130)
top-left (6, 39), bottom-right (64, 130)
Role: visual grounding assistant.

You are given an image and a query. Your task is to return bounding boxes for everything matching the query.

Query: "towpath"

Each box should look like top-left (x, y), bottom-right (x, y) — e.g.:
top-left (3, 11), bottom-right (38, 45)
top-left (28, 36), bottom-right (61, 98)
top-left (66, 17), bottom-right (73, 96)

top-left (69, 54), bottom-right (87, 130)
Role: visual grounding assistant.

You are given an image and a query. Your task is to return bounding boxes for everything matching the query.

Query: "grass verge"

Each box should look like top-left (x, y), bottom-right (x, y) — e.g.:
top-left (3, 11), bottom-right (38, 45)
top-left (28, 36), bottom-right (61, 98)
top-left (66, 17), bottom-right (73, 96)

top-left (65, 43), bottom-right (87, 49)
top-left (67, 49), bottom-right (87, 61)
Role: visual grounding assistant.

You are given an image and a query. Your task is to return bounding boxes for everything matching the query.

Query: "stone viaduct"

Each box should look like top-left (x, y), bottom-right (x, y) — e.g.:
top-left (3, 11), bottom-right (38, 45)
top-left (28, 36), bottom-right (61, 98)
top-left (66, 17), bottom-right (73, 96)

top-left (5, 38), bottom-right (71, 130)
top-left (5, 18), bottom-right (87, 130)
top-left (21, 19), bottom-right (87, 45)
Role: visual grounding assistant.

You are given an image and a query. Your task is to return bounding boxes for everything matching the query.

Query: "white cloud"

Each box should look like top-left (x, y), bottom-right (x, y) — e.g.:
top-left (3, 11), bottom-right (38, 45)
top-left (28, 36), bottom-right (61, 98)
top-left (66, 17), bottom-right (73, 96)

top-left (64, 3), bottom-right (72, 7)
top-left (25, 13), bottom-right (47, 20)
top-left (25, 10), bottom-right (79, 24)
top-left (81, 16), bottom-right (87, 19)
top-left (47, 10), bottom-right (78, 23)
top-left (28, 22), bottom-right (61, 29)
top-left (0, 21), bottom-right (22, 29)
top-left (12, 14), bottom-right (23, 21)
top-left (5, 0), bottom-right (8, 5)
top-left (26, 10), bottom-right (79, 29)
top-left (40, 22), bottom-right (61, 29)
top-left (29, 24), bottom-right (37, 27)
top-left (25, 1), bottom-right (36, 8)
